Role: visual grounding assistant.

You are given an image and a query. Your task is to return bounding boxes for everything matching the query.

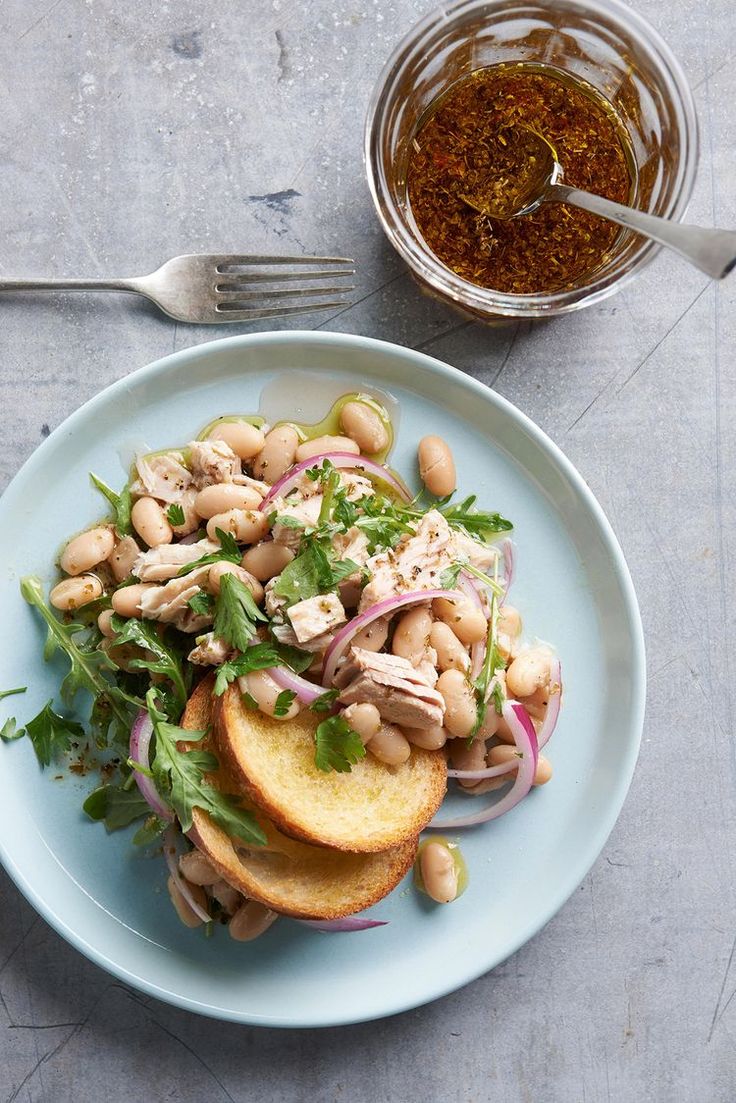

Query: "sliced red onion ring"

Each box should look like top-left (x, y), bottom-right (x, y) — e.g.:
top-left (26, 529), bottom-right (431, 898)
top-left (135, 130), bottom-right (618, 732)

top-left (262, 452), bottom-right (411, 507)
top-left (500, 538), bottom-right (515, 602)
top-left (537, 656), bottom-right (562, 750)
top-left (321, 588), bottom-right (464, 687)
top-left (297, 917), bottom-right (388, 932)
top-left (431, 702), bottom-right (538, 828)
top-left (268, 664), bottom-right (325, 705)
top-left (129, 709), bottom-right (173, 822)
top-left (163, 825), bottom-right (212, 923)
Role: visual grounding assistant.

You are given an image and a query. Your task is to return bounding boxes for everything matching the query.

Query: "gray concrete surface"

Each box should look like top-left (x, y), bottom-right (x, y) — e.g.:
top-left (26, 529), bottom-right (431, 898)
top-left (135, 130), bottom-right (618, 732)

top-left (0, 0), bottom-right (734, 1099)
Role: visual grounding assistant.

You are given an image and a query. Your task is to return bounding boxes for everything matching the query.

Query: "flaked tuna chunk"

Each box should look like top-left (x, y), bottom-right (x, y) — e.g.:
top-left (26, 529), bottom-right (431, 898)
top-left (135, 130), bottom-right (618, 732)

top-left (270, 493), bottom-right (323, 550)
top-left (138, 565), bottom-right (212, 633)
top-left (287, 592), bottom-right (346, 644)
top-left (131, 452), bottom-right (192, 503)
top-left (271, 619), bottom-right (335, 655)
top-left (133, 539), bottom-right (218, 582)
top-left (188, 439), bottom-right (241, 488)
top-left (454, 530), bottom-right (501, 571)
top-left (337, 647), bottom-right (446, 729)
top-left (188, 632), bottom-right (231, 666)
top-left (358, 510), bottom-right (455, 612)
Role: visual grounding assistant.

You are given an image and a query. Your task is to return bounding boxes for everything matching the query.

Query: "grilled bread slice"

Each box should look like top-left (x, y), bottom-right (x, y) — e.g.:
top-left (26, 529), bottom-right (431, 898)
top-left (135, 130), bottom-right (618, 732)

top-left (214, 683), bottom-right (447, 853)
top-left (182, 676), bottom-right (418, 919)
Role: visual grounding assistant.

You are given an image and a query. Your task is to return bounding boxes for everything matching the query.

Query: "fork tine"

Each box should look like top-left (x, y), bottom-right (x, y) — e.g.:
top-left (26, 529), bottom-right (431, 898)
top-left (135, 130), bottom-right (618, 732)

top-left (216, 285), bottom-right (354, 304)
top-left (216, 269), bottom-right (354, 289)
top-left (213, 300), bottom-right (350, 321)
top-left (214, 255), bottom-right (353, 272)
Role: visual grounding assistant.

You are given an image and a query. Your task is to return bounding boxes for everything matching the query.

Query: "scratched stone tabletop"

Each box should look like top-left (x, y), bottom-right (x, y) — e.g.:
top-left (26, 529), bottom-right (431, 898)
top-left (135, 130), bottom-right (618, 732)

top-left (0, 0), bottom-right (734, 1099)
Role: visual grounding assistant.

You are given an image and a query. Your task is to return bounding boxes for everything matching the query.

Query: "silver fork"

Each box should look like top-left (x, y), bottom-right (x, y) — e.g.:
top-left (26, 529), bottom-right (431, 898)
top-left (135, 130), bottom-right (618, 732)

top-left (0, 253), bottom-right (355, 323)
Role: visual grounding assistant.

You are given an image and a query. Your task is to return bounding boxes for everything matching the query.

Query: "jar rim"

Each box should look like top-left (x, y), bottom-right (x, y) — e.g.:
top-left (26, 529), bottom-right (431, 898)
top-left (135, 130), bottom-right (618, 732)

top-left (364, 0), bottom-right (700, 318)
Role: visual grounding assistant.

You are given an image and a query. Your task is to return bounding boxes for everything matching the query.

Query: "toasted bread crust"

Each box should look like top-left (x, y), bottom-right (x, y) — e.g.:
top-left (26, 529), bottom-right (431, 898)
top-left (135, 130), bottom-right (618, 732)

top-left (213, 683), bottom-right (447, 853)
top-left (181, 676), bottom-right (418, 919)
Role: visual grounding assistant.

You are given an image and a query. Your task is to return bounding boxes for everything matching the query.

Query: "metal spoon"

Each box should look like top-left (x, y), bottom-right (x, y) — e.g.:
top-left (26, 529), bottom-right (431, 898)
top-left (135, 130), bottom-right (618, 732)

top-left (464, 127), bottom-right (736, 281)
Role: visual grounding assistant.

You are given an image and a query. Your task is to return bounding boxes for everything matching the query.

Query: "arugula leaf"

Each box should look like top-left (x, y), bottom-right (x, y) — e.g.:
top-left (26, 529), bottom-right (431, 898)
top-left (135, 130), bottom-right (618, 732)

top-left (90, 472), bottom-right (133, 536)
top-left (167, 503), bottom-right (185, 527)
top-left (177, 528), bottom-right (242, 576)
top-left (314, 714), bottom-right (366, 773)
top-left (310, 688), bottom-right (338, 714)
top-left (20, 701), bottom-right (85, 767)
top-left (438, 495), bottom-right (512, 540)
top-left (188, 591), bottom-right (215, 617)
top-left (147, 691), bottom-right (266, 846)
top-left (273, 690), bottom-right (296, 718)
top-left (0, 687), bottom-right (26, 700)
top-left (21, 576), bottom-right (136, 740)
top-left (83, 783), bottom-right (151, 831)
top-left (213, 573), bottom-right (267, 654)
top-left (111, 614), bottom-right (187, 716)
top-left (0, 718), bottom-right (22, 742)
top-left (132, 815), bottom-right (168, 846)
top-left (212, 640), bottom-right (310, 695)
top-left (353, 492), bottom-right (511, 553)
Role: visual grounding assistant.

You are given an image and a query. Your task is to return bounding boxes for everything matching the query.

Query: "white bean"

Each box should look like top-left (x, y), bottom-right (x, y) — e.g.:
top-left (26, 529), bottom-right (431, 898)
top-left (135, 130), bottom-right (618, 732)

top-left (295, 435), bottom-right (360, 463)
top-left (401, 724), bottom-right (447, 750)
top-left (131, 497), bottom-right (173, 547)
top-left (418, 435), bottom-right (456, 497)
top-left (367, 723), bottom-right (411, 765)
top-left (207, 562), bottom-right (264, 603)
top-left (351, 615), bottom-right (390, 652)
top-left (97, 609), bottom-right (116, 638)
top-left (391, 606), bottom-right (432, 664)
top-left (109, 535), bottom-right (140, 583)
top-left (488, 744), bottom-right (553, 786)
top-left (167, 875), bottom-right (207, 928)
top-left (111, 582), bottom-right (157, 619)
top-left (429, 621), bottom-right (470, 672)
top-left (432, 595), bottom-right (487, 646)
top-left (498, 605), bottom-right (522, 638)
top-left (447, 735), bottom-right (488, 788)
top-left (178, 849), bottom-right (219, 886)
top-left (205, 508), bottom-right (270, 546)
top-left (208, 420), bottom-right (265, 460)
top-left (342, 702), bottom-right (381, 744)
top-left (229, 900), bottom-right (278, 942)
top-left (420, 841), bottom-right (458, 903)
top-left (339, 401), bottom-right (389, 454)
top-left (241, 541), bottom-right (294, 582)
top-left (437, 668), bottom-right (477, 739)
top-left (242, 669), bottom-right (301, 720)
top-left (252, 425), bottom-right (299, 483)
top-left (506, 648), bottom-right (552, 699)
top-left (194, 483), bottom-right (263, 518)
top-left (49, 575), bottom-right (103, 611)
top-left (60, 526), bottom-right (115, 576)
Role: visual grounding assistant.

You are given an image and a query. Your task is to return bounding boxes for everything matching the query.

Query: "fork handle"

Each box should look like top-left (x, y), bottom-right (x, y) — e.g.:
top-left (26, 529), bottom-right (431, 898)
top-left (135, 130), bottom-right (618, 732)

top-left (547, 184), bottom-right (736, 281)
top-left (0, 277), bottom-right (141, 293)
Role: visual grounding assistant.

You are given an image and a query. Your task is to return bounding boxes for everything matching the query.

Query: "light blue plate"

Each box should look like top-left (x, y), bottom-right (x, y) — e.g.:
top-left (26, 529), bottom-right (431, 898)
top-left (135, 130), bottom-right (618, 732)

top-left (0, 332), bottom-right (645, 1027)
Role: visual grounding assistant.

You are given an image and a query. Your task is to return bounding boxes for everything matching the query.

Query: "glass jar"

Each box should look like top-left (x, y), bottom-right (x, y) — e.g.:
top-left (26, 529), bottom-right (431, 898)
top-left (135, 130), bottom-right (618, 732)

top-left (364, 0), bottom-right (698, 319)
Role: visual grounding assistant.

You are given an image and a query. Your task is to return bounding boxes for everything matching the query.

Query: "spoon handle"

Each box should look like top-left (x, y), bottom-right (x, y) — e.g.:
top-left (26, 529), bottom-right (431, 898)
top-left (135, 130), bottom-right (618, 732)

top-left (548, 184), bottom-right (736, 280)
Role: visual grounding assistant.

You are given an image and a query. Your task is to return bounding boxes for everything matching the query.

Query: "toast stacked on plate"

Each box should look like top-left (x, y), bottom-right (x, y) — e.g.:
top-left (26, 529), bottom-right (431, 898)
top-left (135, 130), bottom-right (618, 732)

top-left (181, 675), bottom-right (447, 920)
